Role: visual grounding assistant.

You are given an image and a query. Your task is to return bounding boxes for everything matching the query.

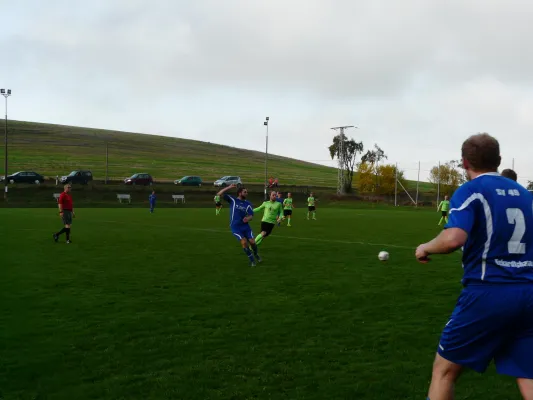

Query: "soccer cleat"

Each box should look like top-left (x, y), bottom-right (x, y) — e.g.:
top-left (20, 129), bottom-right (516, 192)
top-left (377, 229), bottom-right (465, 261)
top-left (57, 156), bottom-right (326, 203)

top-left (249, 261), bottom-right (256, 267)
top-left (66, 240), bottom-right (72, 244)
top-left (53, 233), bottom-right (58, 243)
top-left (255, 255), bottom-right (262, 263)
top-left (287, 224), bottom-right (291, 227)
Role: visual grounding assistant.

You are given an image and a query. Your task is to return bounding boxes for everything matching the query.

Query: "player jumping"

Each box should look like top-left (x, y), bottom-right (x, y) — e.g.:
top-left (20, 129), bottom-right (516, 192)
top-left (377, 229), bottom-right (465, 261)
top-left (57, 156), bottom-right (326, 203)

top-left (437, 195), bottom-right (450, 225)
top-left (307, 192), bottom-right (317, 220)
top-left (254, 190), bottom-right (283, 246)
top-left (416, 133), bottom-right (533, 400)
top-left (217, 184), bottom-right (261, 267)
top-left (282, 192), bottom-right (295, 227)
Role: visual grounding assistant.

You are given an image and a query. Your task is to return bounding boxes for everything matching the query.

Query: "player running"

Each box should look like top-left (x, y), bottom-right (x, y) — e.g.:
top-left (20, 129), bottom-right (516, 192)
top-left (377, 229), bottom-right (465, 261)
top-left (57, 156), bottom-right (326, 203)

top-left (217, 184), bottom-right (261, 267)
top-left (307, 192), bottom-right (317, 220)
top-left (416, 133), bottom-right (533, 400)
top-left (253, 190), bottom-right (283, 246)
top-left (276, 192), bottom-right (283, 226)
top-left (214, 193), bottom-right (222, 216)
top-left (437, 195), bottom-right (450, 225)
top-left (149, 190), bottom-right (156, 213)
top-left (282, 192), bottom-right (295, 227)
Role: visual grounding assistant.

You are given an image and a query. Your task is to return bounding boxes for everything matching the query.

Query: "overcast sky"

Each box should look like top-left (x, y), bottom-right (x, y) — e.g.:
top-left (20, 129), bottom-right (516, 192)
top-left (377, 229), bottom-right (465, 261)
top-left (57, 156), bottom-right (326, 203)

top-left (2, 0), bottom-right (533, 184)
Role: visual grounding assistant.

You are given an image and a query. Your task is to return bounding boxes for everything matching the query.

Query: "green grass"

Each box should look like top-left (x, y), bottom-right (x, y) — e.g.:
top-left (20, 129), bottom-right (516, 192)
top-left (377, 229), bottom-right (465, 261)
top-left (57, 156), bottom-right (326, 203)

top-left (0, 207), bottom-right (519, 399)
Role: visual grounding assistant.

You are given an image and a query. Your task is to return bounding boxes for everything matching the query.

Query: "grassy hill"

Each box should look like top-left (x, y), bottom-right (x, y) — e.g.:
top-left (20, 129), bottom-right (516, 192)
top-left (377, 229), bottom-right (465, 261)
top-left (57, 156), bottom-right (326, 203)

top-left (2, 120), bottom-right (338, 186)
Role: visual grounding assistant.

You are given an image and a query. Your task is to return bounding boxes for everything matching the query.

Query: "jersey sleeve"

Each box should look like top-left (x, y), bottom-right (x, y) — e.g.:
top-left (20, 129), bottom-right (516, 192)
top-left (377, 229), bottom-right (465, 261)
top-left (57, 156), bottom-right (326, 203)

top-left (253, 202), bottom-right (265, 213)
top-left (223, 194), bottom-right (234, 203)
top-left (246, 203), bottom-right (254, 216)
top-left (58, 193), bottom-right (65, 205)
top-left (445, 185), bottom-right (476, 233)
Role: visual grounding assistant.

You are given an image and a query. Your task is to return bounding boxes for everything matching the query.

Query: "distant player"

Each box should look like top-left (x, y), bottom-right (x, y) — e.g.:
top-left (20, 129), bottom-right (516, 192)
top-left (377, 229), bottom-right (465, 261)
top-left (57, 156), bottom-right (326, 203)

top-left (217, 184), bottom-right (261, 267)
top-left (254, 190), bottom-right (283, 246)
top-left (53, 184), bottom-right (75, 244)
top-left (501, 168), bottom-right (518, 181)
top-left (276, 192), bottom-right (284, 226)
top-left (149, 190), bottom-right (156, 213)
top-left (307, 192), bottom-right (317, 220)
top-left (416, 133), bottom-right (533, 400)
top-left (282, 192), bottom-right (295, 227)
top-left (214, 193), bottom-right (222, 216)
top-left (437, 195), bottom-right (450, 226)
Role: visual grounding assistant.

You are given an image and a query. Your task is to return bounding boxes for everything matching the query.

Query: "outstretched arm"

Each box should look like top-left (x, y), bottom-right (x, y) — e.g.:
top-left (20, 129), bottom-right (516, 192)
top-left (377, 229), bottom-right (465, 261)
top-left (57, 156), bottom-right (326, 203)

top-left (217, 184), bottom-right (236, 197)
top-left (415, 228), bottom-right (467, 260)
top-left (253, 203), bottom-right (265, 213)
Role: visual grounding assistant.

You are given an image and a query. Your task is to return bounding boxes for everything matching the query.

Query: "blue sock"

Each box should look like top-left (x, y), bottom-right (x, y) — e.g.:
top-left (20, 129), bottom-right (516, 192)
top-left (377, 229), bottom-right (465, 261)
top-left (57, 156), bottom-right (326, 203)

top-left (243, 248), bottom-right (254, 262)
top-left (251, 243), bottom-right (259, 256)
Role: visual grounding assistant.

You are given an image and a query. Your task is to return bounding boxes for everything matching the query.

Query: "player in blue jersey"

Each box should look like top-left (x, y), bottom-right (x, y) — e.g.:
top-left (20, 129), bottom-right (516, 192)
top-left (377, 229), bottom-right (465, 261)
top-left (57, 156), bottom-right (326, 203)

top-left (416, 133), bottom-right (533, 400)
top-left (217, 184), bottom-right (261, 267)
top-left (276, 192), bottom-right (283, 226)
top-left (149, 190), bottom-right (156, 213)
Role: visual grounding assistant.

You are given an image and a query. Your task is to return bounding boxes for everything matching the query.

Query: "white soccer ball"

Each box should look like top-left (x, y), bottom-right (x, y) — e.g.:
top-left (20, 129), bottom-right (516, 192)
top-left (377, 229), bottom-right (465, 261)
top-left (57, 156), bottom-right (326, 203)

top-left (378, 251), bottom-right (389, 261)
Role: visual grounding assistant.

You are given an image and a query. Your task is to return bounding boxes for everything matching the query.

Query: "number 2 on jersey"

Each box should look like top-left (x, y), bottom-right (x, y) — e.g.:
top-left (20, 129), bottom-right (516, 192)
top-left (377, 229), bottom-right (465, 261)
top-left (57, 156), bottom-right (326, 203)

top-left (506, 208), bottom-right (526, 254)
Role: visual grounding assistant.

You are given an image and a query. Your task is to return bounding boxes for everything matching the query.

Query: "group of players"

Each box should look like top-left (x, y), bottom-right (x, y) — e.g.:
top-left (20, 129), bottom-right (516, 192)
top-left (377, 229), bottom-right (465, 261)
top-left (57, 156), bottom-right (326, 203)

top-left (214, 186), bottom-right (317, 267)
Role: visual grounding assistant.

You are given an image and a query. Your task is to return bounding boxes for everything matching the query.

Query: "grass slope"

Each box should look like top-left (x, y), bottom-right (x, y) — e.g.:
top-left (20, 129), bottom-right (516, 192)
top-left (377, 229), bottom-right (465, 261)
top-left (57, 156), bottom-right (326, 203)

top-left (0, 207), bottom-right (518, 399)
top-left (3, 120), bottom-right (338, 186)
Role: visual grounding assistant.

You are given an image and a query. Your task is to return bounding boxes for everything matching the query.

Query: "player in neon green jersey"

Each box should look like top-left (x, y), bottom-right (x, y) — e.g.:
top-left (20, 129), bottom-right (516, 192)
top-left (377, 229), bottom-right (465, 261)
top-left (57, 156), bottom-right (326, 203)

top-left (214, 194), bottom-right (222, 216)
top-left (437, 195), bottom-right (450, 225)
top-left (253, 190), bottom-right (283, 246)
top-left (307, 192), bottom-right (317, 220)
top-left (282, 193), bottom-right (295, 227)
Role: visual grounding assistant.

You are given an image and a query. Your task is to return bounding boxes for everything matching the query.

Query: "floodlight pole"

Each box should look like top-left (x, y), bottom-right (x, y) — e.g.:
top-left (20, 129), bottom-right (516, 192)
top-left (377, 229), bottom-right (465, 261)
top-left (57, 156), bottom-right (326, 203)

top-left (264, 117), bottom-right (269, 200)
top-left (330, 125), bottom-right (356, 195)
top-left (1, 89), bottom-right (11, 201)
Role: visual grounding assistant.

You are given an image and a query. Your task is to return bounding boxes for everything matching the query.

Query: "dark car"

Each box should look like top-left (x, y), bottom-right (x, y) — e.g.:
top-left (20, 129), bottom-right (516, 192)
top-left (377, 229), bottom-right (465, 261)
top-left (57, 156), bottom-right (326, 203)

top-left (124, 173), bottom-right (153, 186)
top-left (60, 170), bottom-right (93, 185)
top-left (174, 176), bottom-right (202, 186)
top-left (1, 171), bottom-right (44, 184)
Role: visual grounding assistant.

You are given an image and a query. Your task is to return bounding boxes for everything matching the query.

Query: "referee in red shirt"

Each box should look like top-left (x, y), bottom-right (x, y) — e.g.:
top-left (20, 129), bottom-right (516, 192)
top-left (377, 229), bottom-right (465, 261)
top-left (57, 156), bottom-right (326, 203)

top-left (53, 184), bottom-right (75, 243)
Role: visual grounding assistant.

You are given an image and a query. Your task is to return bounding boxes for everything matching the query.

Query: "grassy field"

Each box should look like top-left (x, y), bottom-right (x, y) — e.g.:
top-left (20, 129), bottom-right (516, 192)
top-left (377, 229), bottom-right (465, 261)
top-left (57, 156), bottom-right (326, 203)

top-left (2, 120), bottom-right (438, 193)
top-left (3, 120), bottom-right (338, 186)
top-left (0, 206), bottom-right (519, 399)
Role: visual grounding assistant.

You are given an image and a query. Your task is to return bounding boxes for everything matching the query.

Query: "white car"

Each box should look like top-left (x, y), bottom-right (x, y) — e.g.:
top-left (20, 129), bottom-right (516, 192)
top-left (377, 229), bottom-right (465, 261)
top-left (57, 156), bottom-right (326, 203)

top-left (213, 176), bottom-right (242, 187)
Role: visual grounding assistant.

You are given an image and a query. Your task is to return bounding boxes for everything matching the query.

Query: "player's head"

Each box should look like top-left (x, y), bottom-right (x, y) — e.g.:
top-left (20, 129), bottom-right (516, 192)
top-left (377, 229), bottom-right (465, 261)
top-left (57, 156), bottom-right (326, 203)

top-left (277, 191), bottom-right (282, 198)
top-left (501, 168), bottom-right (518, 181)
top-left (445, 195), bottom-right (449, 200)
top-left (152, 190), bottom-right (155, 194)
top-left (461, 133), bottom-right (501, 179)
top-left (288, 192), bottom-right (292, 198)
top-left (310, 192), bottom-right (314, 197)
top-left (269, 191), bottom-right (277, 201)
top-left (237, 187), bottom-right (248, 199)
top-left (64, 184), bottom-right (72, 193)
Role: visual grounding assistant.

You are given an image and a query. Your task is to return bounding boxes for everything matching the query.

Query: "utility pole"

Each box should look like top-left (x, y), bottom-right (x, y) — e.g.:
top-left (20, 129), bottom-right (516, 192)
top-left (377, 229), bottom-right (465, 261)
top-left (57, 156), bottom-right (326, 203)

top-left (1, 89), bottom-right (12, 201)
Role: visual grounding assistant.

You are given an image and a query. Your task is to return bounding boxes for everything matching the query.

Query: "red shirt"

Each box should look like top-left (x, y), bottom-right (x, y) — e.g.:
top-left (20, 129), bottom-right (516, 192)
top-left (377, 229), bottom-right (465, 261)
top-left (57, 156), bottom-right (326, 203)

top-left (58, 192), bottom-right (73, 211)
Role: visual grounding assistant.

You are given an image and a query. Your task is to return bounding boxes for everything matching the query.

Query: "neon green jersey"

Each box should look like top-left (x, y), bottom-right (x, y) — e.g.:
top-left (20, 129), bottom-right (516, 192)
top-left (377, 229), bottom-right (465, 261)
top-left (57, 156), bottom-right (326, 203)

top-left (438, 200), bottom-right (450, 212)
top-left (283, 198), bottom-right (293, 210)
top-left (214, 195), bottom-right (221, 203)
top-left (253, 201), bottom-right (283, 224)
top-left (307, 197), bottom-right (316, 207)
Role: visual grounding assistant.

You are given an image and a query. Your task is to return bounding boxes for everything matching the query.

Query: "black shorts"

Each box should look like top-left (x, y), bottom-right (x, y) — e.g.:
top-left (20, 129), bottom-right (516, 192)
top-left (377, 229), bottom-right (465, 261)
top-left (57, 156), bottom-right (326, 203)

top-left (283, 209), bottom-right (292, 216)
top-left (308, 206), bottom-right (316, 212)
top-left (215, 202), bottom-right (222, 207)
top-left (261, 222), bottom-right (275, 237)
top-left (442, 211), bottom-right (448, 217)
top-left (61, 210), bottom-right (73, 225)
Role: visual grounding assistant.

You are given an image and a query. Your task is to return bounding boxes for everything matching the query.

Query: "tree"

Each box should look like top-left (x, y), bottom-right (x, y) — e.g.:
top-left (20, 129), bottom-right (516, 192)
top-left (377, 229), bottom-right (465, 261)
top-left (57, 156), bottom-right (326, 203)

top-left (356, 162), bottom-right (375, 193)
top-left (528, 181), bottom-right (533, 191)
top-left (360, 144), bottom-right (387, 191)
top-left (329, 134), bottom-right (364, 192)
top-left (429, 160), bottom-right (466, 194)
top-left (376, 164), bottom-right (406, 195)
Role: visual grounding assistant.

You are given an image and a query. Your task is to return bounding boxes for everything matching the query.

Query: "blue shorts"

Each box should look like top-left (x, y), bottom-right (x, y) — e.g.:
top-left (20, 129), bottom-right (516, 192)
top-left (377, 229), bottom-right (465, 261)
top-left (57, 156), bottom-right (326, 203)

top-left (438, 284), bottom-right (533, 378)
top-left (231, 225), bottom-right (254, 241)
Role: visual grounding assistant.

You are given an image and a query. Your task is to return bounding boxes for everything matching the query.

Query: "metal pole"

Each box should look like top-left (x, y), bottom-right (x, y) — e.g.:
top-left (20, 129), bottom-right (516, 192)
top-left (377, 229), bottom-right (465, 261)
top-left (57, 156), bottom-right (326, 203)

top-left (264, 118), bottom-right (269, 200)
top-left (105, 141), bottom-right (109, 184)
top-left (394, 163), bottom-right (398, 207)
top-left (512, 158), bottom-right (515, 170)
top-left (415, 161), bottom-right (420, 207)
top-left (437, 161), bottom-right (441, 209)
top-left (3, 95), bottom-right (8, 201)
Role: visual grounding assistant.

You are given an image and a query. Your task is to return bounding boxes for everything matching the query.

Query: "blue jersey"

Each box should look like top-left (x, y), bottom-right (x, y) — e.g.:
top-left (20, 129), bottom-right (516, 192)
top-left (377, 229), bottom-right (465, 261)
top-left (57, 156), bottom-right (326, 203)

top-left (276, 198), bottom-right (283, 216)
top-left (149, 194), bottom-right (156, 204)
top-left (224, 194), bottom-right (254, 229)
top-left (446, 173), bottom-right (533, 285)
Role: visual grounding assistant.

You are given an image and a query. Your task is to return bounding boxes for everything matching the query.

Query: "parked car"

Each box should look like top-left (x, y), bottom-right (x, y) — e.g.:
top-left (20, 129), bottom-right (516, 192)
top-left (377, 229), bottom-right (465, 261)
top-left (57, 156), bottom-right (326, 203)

top-left (213, 176), bottom-right (242, 187)
top-left (60, 170), bottom-right (93, 185)
top-left (124, 173), bottom-right (153, 186)
top-left (1, 171), bottom-right (44, 184)
top-left (174, 176), bottom-right (202, 186)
